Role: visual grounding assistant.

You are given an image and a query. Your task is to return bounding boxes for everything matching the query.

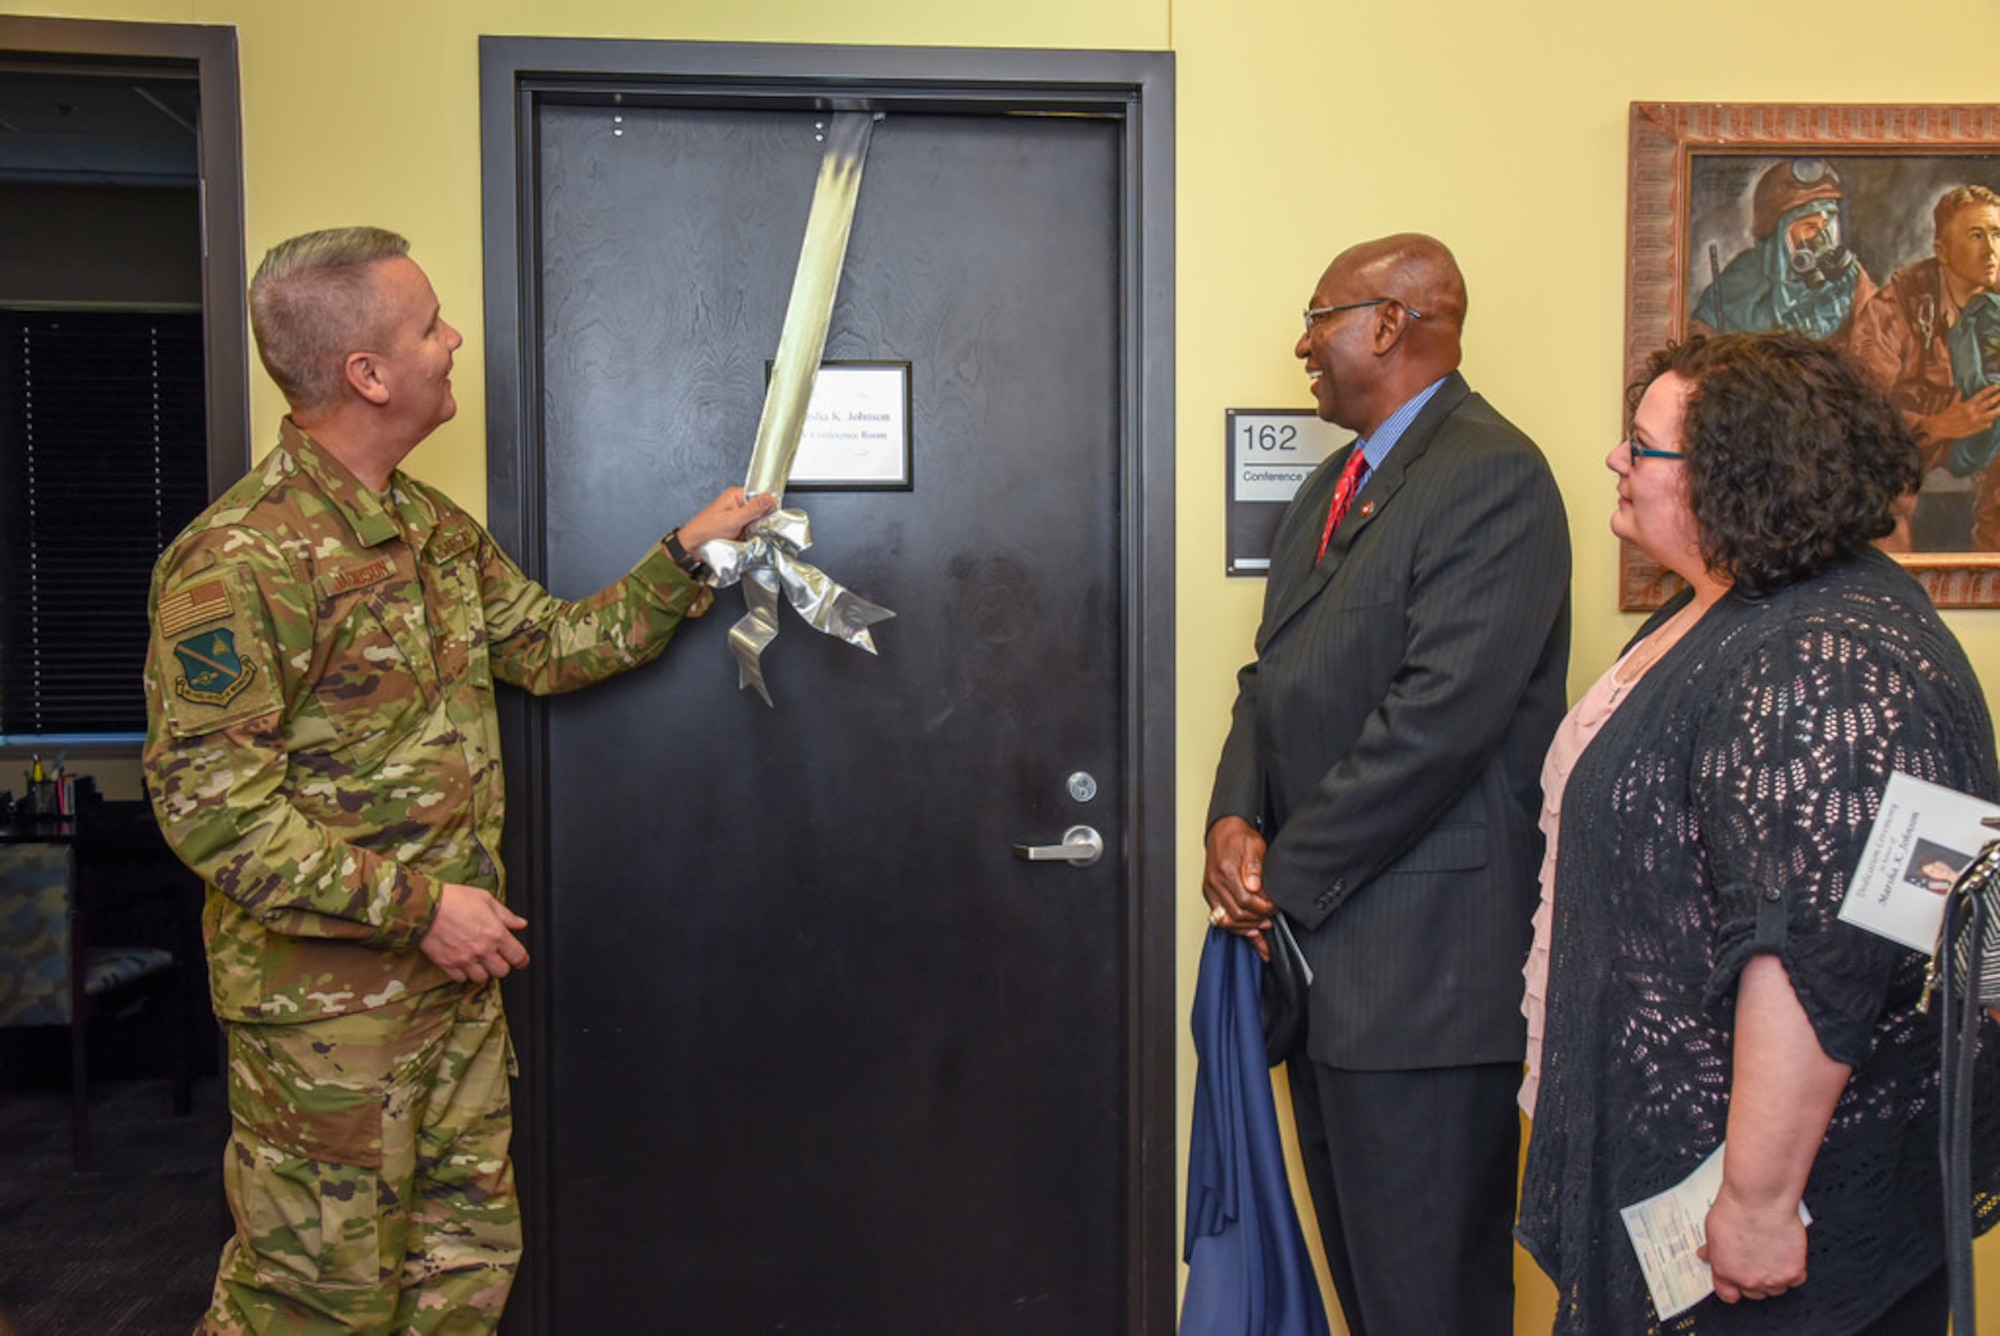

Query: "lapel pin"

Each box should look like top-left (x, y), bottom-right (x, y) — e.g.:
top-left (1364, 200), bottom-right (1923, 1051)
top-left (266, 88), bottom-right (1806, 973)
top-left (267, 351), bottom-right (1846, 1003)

top-left (1358, 501), bottom-right (1376, 518)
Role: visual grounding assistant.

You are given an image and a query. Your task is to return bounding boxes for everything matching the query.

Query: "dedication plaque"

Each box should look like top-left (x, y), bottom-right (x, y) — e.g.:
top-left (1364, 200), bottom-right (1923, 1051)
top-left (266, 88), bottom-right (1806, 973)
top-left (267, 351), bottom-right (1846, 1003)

top-left (785, 360), bottom-right (913, 490)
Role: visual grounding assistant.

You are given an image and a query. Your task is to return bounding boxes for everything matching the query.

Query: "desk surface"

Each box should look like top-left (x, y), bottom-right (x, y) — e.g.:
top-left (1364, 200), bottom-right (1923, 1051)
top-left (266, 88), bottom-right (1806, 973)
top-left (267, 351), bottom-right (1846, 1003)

top-left (0, 804), bottom-right (166, 850)
top-left (0, 817), bottom-right (77, 845)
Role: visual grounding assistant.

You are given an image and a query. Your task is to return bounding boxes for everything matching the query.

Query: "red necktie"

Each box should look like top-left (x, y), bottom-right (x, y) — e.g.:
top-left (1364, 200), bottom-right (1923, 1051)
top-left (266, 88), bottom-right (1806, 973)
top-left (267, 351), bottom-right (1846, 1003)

top-left (1314, 447), bottom-right (1369, 563)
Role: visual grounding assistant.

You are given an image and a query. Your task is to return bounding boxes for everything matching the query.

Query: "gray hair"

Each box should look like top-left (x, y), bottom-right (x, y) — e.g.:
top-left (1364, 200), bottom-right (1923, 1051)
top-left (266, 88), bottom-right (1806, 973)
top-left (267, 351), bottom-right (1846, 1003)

top-left (248, 226), bottom-right (410, 414)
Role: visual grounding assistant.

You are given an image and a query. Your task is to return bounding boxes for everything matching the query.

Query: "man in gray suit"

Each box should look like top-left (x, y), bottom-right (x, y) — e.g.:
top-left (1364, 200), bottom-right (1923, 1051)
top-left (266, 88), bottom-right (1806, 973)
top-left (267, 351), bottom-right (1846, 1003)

top-left (1204, 234), bottom-right (1570, 1333)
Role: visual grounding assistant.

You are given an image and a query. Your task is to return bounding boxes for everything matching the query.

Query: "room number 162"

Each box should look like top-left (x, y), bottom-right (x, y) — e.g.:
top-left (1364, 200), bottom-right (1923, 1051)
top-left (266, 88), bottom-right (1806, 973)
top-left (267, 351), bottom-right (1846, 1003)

top-left (1241, 421), bottom-right (1300, 452)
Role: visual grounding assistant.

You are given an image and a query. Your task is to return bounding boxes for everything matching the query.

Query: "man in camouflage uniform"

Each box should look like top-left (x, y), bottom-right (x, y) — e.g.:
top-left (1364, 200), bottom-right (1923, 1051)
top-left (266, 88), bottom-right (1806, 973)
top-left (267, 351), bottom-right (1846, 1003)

top-left (143, 226), bottom-right (772, 1334)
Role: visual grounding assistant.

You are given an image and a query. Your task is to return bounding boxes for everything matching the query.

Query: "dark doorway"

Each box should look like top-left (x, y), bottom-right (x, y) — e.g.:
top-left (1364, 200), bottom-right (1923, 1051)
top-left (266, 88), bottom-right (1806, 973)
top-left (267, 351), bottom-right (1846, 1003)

top-left (0, 23), bottom-right (248, 746)
top-left (482, 40), bottom-right (1175, 1335)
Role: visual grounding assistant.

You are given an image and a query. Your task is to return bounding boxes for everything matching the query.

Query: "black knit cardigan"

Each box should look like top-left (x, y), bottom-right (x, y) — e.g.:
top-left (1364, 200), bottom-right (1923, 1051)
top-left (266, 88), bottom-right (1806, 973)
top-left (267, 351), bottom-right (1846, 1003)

top-left (1519, 549), bottom-right (2000, 1334)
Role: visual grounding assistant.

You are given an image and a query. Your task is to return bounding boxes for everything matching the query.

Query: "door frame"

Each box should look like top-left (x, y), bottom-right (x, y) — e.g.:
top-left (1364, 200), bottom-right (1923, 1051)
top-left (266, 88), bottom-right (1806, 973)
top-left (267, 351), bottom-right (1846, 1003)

top-left (478, 38), bottom-right (1175, 1333)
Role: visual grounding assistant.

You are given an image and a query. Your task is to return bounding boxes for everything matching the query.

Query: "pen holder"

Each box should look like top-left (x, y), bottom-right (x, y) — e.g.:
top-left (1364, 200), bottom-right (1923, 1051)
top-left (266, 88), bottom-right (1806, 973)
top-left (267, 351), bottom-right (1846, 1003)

top-left (25, 780), bottom-right (55, 821)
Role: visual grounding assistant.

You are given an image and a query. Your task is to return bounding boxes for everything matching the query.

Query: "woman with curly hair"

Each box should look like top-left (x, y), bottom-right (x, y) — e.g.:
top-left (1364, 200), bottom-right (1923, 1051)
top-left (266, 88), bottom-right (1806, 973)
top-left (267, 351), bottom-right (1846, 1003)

top-left (1517, 332), bottom-right (2000, 1333)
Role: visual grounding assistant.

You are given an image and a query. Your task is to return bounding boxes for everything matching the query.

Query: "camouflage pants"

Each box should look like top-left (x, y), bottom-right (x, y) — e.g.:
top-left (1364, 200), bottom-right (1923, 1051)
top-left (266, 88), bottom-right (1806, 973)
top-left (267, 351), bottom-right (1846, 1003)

top-left (201, 982), bottom-right (521, 1335)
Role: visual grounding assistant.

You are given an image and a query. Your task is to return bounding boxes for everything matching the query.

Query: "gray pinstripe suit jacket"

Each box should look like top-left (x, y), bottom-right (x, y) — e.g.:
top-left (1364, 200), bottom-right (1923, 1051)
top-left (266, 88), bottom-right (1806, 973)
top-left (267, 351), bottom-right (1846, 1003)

top-left (1208, 371), bottom-right (1572, 1070)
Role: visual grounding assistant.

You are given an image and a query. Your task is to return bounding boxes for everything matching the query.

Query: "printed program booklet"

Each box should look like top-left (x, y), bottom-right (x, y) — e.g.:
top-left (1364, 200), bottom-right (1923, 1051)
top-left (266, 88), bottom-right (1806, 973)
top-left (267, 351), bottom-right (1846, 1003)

top-left (1839, 771), bottom-right (2000, 953)
top-left (1621, 1143), bottom-right (1812, 1320)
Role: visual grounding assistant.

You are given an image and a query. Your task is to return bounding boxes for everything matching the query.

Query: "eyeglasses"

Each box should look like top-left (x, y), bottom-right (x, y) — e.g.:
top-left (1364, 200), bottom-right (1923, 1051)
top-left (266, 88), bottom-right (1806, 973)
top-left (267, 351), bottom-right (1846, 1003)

top-left (1302, 298), bottom-right (1425, 335)
top-left (1627, 439), bottom-right (1687, 467)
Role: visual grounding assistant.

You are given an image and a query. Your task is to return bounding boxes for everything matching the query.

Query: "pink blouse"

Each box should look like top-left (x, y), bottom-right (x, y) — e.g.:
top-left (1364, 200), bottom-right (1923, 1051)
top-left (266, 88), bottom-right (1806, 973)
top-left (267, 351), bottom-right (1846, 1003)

top-left (1519, 650), bottom-right (1641, 1118)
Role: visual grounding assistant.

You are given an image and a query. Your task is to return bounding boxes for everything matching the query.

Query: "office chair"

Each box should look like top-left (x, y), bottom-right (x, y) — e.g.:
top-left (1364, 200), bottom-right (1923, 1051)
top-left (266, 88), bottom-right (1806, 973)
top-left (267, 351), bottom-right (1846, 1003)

top-left (0, 842), bottom-right (192, 1170)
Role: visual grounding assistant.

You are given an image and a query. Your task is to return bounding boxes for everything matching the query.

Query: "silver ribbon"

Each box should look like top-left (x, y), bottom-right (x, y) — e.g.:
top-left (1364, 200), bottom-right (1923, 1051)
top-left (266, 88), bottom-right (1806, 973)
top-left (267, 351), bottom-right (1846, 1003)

top-left (703, 508), bottom-right (894, 705)
top-left (699, 109), bottom-right (894, 705)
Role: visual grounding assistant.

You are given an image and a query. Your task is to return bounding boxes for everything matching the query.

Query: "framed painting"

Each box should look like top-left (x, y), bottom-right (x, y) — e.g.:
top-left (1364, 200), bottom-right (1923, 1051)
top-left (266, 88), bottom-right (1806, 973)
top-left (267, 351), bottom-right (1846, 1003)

top-left (1624, 102), bottom-right (2000, 609)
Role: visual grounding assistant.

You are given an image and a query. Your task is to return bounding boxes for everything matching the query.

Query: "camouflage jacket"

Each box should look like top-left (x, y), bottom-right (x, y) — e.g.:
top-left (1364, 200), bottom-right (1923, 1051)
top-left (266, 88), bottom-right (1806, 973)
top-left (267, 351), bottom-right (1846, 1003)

top-left (144, 419), bottom-right (709, 1023)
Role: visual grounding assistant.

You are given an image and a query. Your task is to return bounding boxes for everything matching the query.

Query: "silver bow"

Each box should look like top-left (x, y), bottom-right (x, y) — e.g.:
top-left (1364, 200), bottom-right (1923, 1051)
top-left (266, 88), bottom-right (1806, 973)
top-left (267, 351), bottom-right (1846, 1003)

top-left (699, 508), bottom-right (894, 706)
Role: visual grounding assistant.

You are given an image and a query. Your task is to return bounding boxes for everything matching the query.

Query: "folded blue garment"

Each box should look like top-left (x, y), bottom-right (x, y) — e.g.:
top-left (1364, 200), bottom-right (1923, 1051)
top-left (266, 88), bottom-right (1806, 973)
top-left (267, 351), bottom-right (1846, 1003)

top-left (1182, 926), bottom-right (1330, 1336)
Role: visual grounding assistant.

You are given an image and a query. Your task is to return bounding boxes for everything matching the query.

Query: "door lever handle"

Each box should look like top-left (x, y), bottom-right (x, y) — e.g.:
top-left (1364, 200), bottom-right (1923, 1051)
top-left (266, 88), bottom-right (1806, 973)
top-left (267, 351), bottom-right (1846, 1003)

top-left (1013, 825), bottom-right (1104, 867)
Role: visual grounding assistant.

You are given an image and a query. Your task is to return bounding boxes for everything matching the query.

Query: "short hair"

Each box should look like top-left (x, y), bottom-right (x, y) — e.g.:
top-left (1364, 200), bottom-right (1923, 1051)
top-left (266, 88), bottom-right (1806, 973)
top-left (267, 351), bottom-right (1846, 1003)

top-left (248, 227), bottom-right (410, 414)
top-left (1626, 333), bottom-right (1919, 596)
top-left (1933, 185), bottom-right (2000, 241)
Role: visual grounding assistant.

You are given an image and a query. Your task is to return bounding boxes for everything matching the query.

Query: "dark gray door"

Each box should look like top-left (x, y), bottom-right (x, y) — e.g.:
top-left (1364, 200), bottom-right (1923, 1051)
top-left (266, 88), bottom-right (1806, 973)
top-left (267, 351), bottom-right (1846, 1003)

top-left (482, 43), bottom-right (1175, 1335)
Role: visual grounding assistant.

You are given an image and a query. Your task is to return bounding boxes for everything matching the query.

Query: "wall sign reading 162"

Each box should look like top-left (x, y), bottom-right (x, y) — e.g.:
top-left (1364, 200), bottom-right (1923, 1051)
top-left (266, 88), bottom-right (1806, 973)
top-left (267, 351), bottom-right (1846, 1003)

top-left (1240, 418), bottom-right (1304, 453)
top-left (1224, 408), bottom-right (1355, 576)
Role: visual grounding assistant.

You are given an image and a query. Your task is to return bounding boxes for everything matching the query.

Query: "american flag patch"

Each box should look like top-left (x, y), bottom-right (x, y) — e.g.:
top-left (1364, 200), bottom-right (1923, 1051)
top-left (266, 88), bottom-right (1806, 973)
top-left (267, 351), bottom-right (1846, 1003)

top-left (157, 579), bottom-right (233, 639)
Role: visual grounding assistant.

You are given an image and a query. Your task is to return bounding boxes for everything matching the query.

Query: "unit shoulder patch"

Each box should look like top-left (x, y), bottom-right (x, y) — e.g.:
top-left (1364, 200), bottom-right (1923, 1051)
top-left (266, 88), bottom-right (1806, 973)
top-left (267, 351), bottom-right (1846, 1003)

top-left (172, 627), bottom-right (257, 706)
top-left (152, 565), bottom-right (282, 736)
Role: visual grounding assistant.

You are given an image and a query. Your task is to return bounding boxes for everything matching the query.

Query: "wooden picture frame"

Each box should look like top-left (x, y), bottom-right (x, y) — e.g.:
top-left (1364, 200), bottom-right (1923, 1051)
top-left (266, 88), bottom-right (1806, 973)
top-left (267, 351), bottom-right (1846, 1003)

top-left (1624, 102), bottom-right (2000, 609)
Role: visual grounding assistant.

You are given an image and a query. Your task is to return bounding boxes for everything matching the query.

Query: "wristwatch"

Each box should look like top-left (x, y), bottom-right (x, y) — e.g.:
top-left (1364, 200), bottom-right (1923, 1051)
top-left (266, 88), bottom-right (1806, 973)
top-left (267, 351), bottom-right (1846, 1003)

top-left (663, 528), bottom-right (711, 581)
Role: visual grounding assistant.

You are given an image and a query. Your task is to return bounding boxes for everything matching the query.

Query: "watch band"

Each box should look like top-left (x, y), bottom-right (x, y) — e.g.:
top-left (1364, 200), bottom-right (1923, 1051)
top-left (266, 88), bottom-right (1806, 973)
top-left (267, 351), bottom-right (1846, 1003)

top-left (663, 528), bottom-right (710, 580)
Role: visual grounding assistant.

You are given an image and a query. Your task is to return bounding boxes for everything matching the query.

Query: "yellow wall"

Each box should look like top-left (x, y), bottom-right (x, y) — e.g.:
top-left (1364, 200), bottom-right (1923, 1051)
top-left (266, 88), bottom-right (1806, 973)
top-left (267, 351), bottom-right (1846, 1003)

top-left (16, 0), bottom-right (2000, 1328)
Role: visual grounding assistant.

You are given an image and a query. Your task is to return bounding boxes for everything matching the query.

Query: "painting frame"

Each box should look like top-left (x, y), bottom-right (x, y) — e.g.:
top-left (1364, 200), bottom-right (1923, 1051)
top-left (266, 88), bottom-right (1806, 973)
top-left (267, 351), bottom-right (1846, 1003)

top-left (1623, 101), bottom-right (2000, 609)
